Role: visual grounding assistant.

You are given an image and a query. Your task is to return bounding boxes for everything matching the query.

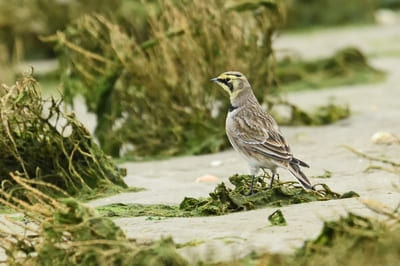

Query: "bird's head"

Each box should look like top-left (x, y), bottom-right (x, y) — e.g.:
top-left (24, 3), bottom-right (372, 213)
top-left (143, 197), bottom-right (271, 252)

top-left (211, 71), bottom-right (251, 100)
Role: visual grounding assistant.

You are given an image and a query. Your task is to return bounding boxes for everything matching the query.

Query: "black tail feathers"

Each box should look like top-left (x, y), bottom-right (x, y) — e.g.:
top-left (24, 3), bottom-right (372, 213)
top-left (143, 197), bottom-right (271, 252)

top-left (291, 157), bottom-right (310, 168)
top-left (287, 163), bottom-right (314, 191)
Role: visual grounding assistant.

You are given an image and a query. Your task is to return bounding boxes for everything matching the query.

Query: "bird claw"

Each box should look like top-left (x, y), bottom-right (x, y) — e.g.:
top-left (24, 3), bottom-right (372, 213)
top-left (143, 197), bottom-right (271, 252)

top-left (246, 189), bottom-right (255, 196)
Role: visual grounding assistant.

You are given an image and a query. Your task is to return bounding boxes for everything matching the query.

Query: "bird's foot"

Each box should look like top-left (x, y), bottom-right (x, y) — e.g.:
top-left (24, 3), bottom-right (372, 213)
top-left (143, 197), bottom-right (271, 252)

top-left (246, 188), bottom-right (255, 196)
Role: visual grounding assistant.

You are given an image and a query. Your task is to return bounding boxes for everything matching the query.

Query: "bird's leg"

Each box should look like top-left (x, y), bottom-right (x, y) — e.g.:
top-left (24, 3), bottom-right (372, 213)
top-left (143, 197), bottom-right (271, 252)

top-left (269, 171), bottom-right (279, 189)
top-left (246, 175), bottom-right (255, 196)
top-left (269, 173), bottom-right (275, 189)
top-left (246, 167), bottom-right (260, 195)
top-left (259, 168), bottom-right (270, 187)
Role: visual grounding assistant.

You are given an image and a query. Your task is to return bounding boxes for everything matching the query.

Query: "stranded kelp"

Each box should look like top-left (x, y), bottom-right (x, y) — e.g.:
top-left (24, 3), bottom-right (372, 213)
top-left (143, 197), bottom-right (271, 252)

top-left (275, 47), bottom-right (385, 92)
top-left (0, 174), bottom-right (187, 266)
top-left (0, 75), bottom-right (128, 199)
top-left (97, 174), bottom-right (358, 218)
top-left (265, 98), bottom-right (350, 126)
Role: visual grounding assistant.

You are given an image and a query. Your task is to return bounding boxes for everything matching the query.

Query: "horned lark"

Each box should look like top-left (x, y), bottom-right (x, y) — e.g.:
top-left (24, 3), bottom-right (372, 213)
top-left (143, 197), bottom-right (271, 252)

top-left (211, 71), bottom-right (313, 194)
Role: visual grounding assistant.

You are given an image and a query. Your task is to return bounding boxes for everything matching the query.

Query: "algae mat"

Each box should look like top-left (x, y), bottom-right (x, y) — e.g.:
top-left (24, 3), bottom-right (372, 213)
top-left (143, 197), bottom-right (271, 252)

top-left (97, 174), bottom-right (358, 218)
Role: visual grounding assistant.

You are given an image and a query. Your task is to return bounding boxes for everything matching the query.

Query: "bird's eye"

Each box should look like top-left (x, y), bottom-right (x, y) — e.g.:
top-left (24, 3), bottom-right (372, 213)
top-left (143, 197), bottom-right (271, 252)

top-left (225, 78), bottom-right (231, 82)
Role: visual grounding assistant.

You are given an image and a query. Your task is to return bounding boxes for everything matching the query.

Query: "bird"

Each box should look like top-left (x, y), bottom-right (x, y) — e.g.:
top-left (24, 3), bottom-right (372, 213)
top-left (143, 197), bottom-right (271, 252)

top-left (211, 71), bottom-right (313, 195)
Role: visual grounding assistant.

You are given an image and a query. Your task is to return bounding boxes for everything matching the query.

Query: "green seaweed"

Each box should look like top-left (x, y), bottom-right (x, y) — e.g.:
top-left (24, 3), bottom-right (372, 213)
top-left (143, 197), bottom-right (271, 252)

top-left (176, 239), bottom-right (206, 248)
top-left (268, 209), bottom-right (287, 226)
top-left (97, 174), bottom-right (359, 218)
top-left (97, 203), bottom-right (185, 218)
top-left (313, 170), bottom-right (333, 179)
top-left (268, 99), bottom-right (351, 126)
top-left (275, 47), bottom-right (386, 92)
top-left (180, 175), bottom-right (358, 215)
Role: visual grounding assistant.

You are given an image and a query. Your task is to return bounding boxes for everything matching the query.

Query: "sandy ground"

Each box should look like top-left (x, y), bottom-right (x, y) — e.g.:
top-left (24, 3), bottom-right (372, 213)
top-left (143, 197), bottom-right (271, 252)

top-left (87, 23), bottom-right (400, 263)
top-left (2, 23), bottom-right (400, 264)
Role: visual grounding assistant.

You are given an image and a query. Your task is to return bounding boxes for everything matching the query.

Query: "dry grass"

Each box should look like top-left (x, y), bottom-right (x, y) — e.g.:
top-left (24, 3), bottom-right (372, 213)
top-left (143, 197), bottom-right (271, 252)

top-left (0, 74), bottom-right (128, 199)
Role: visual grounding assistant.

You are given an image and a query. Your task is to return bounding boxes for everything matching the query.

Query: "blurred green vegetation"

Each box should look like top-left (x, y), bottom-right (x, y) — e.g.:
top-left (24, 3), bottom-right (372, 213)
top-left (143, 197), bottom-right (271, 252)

top-left (0, 0), bottom-right (156, 84)
top-left (0, 0), bottom-right (396, 75)
top-left (47, 1), bottom-right (281, 158)
top-left (380, 0), bottom-right (400, 9)
top-left (284, 0), bottom-right (378, 29)
top-left (0, 0), bottom-right (396, 69)
top-left (275, 47), bottom-right (386, 92)
top-left (0, 0), bottom-right (151, 59)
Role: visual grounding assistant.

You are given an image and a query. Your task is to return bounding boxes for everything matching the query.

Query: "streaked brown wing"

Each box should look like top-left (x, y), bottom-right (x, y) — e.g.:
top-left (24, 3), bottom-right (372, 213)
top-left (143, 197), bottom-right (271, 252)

top-left (232, 108), bottom-right (293, 162)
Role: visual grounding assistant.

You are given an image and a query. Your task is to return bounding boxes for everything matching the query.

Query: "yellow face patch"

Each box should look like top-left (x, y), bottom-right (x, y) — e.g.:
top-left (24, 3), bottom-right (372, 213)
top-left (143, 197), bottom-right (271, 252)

top-left (212, 72), bottom-right (245, 100)
top-left (217, 74), bottom-right (233, 95)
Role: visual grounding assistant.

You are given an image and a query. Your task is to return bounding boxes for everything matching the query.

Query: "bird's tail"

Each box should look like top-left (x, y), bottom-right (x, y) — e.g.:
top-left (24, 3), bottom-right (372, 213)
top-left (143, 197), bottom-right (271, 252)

top-left (287, 163), bottom-right (314, 191)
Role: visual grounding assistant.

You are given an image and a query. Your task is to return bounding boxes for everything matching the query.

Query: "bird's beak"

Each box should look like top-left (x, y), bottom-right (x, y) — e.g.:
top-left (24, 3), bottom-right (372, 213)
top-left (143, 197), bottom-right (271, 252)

top-left (210, 77), bottom-right (219, 83)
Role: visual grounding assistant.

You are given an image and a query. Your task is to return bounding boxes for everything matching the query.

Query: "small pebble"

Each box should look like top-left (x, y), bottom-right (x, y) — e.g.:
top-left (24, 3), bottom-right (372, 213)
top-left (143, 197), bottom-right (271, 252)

top-left (371, 131), bottom-right (399, 145)
top-left (210, 160), bottom-right (222, 167)
top-left (195, 174), bottom-right (219, 183)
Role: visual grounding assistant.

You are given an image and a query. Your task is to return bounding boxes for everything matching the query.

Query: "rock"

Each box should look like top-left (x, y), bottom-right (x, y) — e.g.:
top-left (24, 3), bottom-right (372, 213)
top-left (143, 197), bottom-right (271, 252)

top-left (371, 131), bottom-right (399, 145)
top-left (195, 175), bottom-right (219, 183)
top-left (210, 160), bottom-right (222, 167)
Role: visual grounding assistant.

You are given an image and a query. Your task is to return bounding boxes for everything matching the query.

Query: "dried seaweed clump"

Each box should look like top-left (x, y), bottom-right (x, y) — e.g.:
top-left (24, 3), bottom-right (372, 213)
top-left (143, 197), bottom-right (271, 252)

top-left (0, 75), bottom-right (128, 199)
top-left (45, 0), bottom-right (282, 158)
top-left (0, 174), bottom-right (187, 266)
